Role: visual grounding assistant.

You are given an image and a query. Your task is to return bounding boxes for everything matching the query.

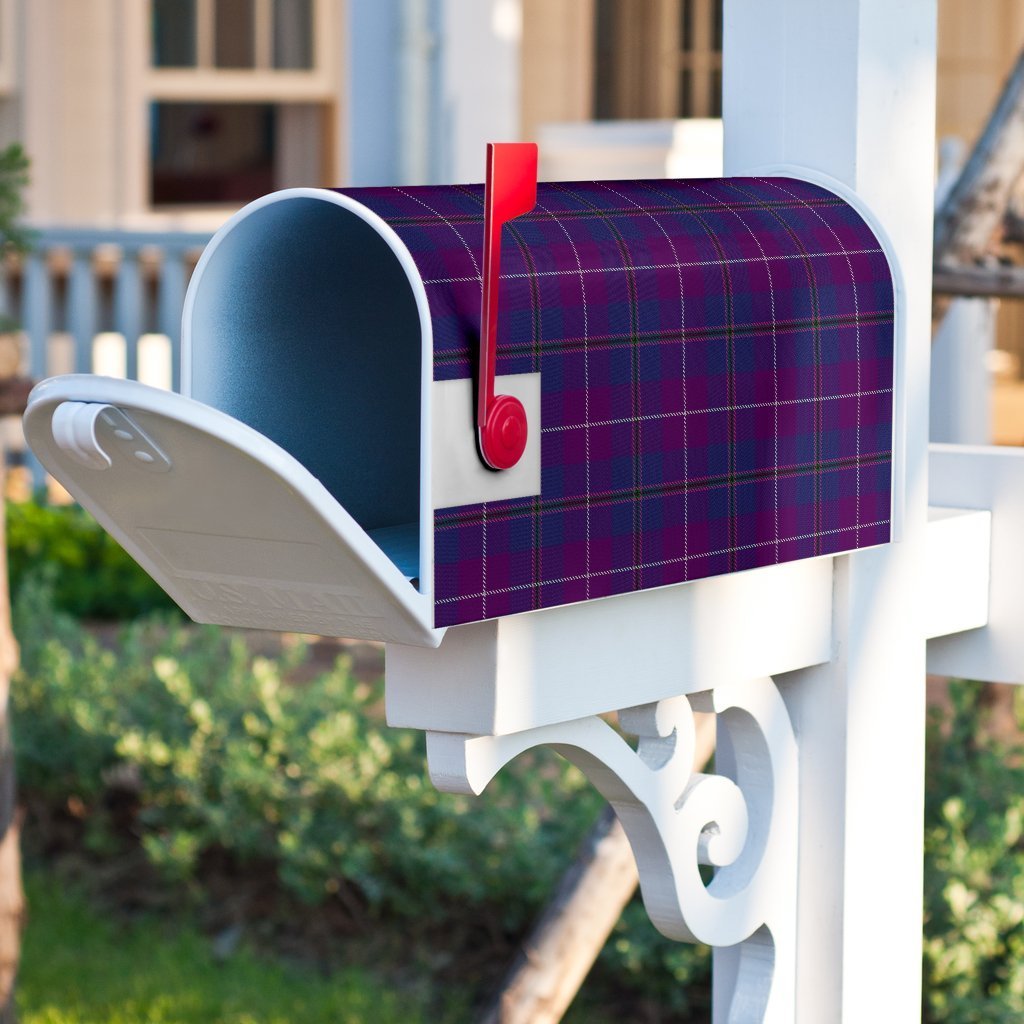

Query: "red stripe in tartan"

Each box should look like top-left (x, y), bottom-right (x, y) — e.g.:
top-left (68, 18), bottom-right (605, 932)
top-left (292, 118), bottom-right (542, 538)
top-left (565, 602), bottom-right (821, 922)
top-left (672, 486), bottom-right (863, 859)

top-left (419, 247), bottom-right (885, 285)
top-left (435, 450), bottom-right (892, 527)
top-left (377, 195), bottom-right (848, 227)
top-left (434, 516), bottom-right (892, 608)
top-left (430, 309), bottom-right (888, 348)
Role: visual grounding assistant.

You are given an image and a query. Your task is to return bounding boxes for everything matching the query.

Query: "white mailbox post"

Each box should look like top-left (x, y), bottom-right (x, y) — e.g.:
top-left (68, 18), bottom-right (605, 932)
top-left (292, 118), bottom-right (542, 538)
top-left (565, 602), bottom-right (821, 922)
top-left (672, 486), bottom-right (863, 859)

top-left (23, 1), bottom-right (1024, 1021)
top-left (405, 4), bottom-right (965, 1020)
top-left (723, 4), bottom-right (937, 1020)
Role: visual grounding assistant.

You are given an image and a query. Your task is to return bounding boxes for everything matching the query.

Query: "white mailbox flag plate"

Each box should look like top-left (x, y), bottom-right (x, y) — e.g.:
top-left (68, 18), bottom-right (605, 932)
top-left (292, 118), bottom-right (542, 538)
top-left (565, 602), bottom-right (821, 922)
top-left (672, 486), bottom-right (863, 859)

top-left (23, 375), bottom-right (442, 647)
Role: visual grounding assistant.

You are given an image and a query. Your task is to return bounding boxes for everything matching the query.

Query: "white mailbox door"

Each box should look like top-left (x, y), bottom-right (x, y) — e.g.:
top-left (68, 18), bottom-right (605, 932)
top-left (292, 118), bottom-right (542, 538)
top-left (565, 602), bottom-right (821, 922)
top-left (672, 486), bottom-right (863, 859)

top-left (23, 375), bottom-right (442, 647)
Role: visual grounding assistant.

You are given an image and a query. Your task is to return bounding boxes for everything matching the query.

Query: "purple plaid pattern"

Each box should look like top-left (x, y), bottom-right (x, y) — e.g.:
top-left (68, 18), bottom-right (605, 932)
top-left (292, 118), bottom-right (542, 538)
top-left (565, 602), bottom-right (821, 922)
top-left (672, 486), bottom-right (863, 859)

top-left (339, 178), bottom-right (895, 628)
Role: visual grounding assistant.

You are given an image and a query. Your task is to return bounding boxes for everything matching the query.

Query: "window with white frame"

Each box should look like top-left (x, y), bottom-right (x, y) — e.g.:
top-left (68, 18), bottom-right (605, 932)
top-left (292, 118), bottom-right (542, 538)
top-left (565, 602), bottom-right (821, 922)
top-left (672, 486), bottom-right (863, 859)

top-left (152, 0), bottom-right (315, 71)
top-left (594, 0), bottom-right (722, 120)
top-left (146, 0), bottom-right (336, 208)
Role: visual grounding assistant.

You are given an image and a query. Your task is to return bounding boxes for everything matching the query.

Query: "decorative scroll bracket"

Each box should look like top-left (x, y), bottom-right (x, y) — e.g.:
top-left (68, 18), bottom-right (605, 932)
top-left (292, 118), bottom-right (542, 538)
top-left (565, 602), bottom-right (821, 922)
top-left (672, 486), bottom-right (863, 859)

top-left (425, 675), bottom-right (797, 1024)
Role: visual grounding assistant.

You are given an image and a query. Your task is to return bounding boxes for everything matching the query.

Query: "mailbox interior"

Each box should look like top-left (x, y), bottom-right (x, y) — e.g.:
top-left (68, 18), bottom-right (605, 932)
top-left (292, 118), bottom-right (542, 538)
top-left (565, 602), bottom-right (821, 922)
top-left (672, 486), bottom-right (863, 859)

top-left (183, 191), bottom-right (430, 586)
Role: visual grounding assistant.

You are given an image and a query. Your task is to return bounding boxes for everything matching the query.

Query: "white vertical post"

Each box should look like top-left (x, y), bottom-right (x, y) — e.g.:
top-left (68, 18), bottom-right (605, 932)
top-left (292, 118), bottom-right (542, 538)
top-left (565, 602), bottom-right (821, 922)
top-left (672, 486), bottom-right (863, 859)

top-left (68, 252), bottom-right (98, 376)
top-left (344, 1), bottom-right (406, 185)
top-left (22, 253), bottom-right (52, 383)
top-left (930, 298), bottom-right (995, 444)
top-left (723, 2), bottom-right (936, 1021)
top-left (933, 131), bottom-right (992, 445)
top-left (113, 250), bottom-right (142, 382)
top-left (439, 0), bottom-right (522, 182)
top-left (23, 252), bottom-right (51, 488)
top-left (399, 0), bottom-right (436, 185)
top-left (157, 251), bottom-right (187, 392)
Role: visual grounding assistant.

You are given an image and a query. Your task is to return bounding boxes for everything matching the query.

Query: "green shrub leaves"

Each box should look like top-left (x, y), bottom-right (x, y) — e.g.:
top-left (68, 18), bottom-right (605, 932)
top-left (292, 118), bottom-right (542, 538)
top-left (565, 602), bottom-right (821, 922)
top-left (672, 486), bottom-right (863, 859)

top-left (11, 575), bottom-right (711, 1013)
top-left (20, 503), bottom-right (1024, 1018)
top-left (923, 682), bottom-right (1024, 1022)
top-left (7, 500), bottom-right (179, 619)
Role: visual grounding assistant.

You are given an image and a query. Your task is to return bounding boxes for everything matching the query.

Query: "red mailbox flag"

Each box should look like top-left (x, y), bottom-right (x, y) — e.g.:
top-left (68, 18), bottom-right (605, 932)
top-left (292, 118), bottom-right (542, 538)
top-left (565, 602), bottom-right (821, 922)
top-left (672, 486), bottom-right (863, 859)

top-left (478, 142), bottom-right (538, 470)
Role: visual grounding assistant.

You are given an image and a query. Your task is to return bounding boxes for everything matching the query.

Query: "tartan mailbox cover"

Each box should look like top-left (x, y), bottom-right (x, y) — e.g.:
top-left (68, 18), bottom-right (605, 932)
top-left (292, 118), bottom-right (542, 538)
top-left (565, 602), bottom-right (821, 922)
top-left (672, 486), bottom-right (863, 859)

top-left (23, 172), bottom-right (895, 646)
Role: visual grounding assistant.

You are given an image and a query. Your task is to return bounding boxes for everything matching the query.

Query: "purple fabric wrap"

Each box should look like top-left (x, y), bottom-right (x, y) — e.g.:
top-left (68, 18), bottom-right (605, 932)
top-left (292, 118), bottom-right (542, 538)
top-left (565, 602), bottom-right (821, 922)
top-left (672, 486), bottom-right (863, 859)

top-left (338, 177), bottom-right (895, 629)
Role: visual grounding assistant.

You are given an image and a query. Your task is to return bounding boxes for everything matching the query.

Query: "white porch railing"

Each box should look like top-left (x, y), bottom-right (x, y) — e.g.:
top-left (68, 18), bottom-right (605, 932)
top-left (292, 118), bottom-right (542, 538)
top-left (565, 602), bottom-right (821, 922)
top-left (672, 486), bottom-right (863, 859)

top-left (5, 226), bottom-right (212, 391)
top-left (1, 226), bottom-right (212, 485)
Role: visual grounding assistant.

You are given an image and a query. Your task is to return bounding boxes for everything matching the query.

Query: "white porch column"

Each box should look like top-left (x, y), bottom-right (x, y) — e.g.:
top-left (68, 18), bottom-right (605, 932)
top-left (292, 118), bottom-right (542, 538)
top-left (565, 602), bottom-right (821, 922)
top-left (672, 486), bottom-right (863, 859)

top-left (723, 3), bottom-right (936, 1021)
top-left (930, 298), bottom-right (995, 444)
top-left (438, 0), bottom-right (522, 182)
top-left (344, 2), bottom-right (409, 186)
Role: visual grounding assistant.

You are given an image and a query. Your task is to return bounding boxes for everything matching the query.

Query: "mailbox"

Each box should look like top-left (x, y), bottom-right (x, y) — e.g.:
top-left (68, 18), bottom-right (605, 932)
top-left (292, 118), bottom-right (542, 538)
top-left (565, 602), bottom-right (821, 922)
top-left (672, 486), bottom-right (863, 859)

top-left (23, 167), bottom-right (896, 647)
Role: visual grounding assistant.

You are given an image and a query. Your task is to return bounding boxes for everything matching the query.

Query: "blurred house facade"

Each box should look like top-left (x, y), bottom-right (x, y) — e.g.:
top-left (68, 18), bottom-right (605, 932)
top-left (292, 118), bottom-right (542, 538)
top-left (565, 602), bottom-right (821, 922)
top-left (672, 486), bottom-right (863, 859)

top-left (2, 0), bottom-right (341, 230)
top-left (0, 0), bottom-right (1018, 228)
top-left (0, 0), bottom-right (1021, 454)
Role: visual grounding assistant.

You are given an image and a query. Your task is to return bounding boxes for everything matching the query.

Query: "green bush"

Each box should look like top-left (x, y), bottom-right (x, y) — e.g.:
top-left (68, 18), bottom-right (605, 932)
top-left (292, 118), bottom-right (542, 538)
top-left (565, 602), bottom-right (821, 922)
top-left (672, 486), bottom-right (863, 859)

top-left (923, 682), bottom-right (1024, 1023)
top-left (11, 576), bottom-right (710, 1015)
top-left (20, 552), bottom-right (1024, 1020)
top-left (13, 575), bottom-right (581, 913)
top-left (7, 499), bottom-right (179, 619)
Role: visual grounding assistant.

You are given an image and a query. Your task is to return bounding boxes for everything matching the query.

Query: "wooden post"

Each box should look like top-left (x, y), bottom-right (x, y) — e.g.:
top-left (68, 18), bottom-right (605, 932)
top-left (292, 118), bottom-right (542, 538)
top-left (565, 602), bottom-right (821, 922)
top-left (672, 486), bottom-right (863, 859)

top-left (934, 47), bottom-right (1024, 266)
top-left (0, 377), bottom-right (30, 1023)
top-left (931, 298), bottom-right (994, 445)
top-left (934, 264), bottom-right (1024, 297)
top-left (723, 1), bottom-right (936, 1019)
top-left (928, 45), bottom-right (1024, 447)
top-left (479, 715), bottom-right (717, 1024)
top-left (0, 469), bottom-right (20, 1024)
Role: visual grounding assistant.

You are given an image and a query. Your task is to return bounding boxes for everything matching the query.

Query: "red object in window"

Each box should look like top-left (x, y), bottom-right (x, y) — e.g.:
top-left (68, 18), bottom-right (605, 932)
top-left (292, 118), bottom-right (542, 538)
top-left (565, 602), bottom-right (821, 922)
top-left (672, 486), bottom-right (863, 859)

top-left (478, 142), bottom-right (538, 471)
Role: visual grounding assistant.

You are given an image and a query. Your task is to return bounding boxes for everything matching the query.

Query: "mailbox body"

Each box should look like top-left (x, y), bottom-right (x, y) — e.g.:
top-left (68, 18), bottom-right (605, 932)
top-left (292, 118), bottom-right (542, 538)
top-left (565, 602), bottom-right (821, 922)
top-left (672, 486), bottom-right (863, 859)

top-left (24, 174), bottom-right (896, 644)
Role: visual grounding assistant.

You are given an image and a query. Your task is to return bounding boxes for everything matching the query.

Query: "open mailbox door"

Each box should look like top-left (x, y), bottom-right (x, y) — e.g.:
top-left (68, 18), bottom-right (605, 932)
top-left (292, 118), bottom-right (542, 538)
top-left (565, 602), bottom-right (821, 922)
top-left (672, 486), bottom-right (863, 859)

top-left (23, 375), bottom-right (442, 647)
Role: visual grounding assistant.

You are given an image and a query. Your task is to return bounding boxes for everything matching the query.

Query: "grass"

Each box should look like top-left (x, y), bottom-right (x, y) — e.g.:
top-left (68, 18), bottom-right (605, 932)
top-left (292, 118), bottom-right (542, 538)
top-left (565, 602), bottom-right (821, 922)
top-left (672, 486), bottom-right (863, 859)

top-left (17, 873), bottom-right (461, 1024)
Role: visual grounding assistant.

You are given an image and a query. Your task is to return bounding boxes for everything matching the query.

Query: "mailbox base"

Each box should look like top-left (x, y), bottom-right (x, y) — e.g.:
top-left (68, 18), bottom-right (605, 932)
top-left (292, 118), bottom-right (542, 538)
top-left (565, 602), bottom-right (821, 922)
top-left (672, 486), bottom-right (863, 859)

top-left (386, 557), bottom-right (833, 736)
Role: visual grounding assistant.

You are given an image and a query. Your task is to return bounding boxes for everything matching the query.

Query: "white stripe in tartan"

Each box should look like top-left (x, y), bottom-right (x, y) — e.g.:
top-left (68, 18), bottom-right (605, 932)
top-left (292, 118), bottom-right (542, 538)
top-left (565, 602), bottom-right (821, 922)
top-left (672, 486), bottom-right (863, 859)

top-left (685, 180), bottom-right (787, 562)
top-left (434, 518), bottom-right (892, 605)
top-left (632, 179), bottom-right (745, 569)
top-left (753, 177), bottom-right (869, 546)
top-left (597, 180), bottom-right (692, 580)
top-left (546, 181), bottom-right (649, 591)
top-left (535, 196), bottom-right (593, 599)
top-left (394, 187), bottom-right (483, 279)
top-left (419, 248), bottom-right (885, 285)
top-left (674, 178), bottom-right (829, 553)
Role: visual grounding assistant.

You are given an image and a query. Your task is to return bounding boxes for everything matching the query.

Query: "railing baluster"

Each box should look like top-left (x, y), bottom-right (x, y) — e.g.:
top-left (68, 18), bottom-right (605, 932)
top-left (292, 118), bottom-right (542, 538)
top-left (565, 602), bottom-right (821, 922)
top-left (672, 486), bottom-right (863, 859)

top-left (158, 250), bottom-right (187, 392)
top-left (22, 233), bottom-right (210, 381)
top-left (0, 261), bottom-right (11, 330)
top-left (23, 251), bottom-right (50, 381)
top-left (68, 249), bottom-right (97, 375)
top-left (17, 228), bottom-right (211, 493)
top-left (113, 248), bottom-right (142, 381)
top-left (22, 251), bottom-right (51, 488)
